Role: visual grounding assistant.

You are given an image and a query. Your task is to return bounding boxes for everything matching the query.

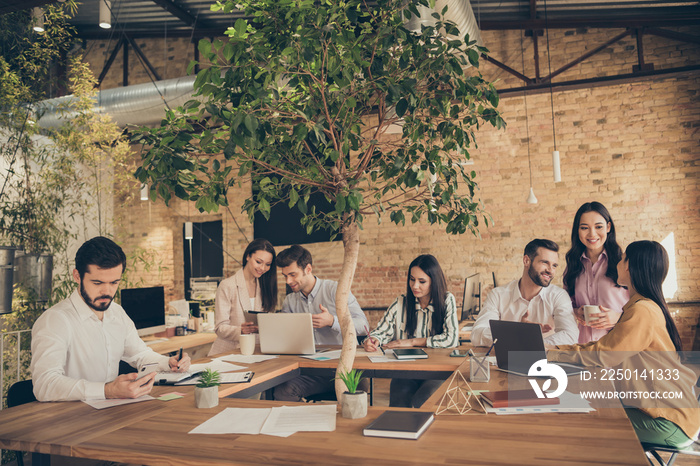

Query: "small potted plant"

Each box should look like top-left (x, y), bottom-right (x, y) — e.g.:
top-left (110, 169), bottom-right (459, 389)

top-left (194, 369), bottom-right (220, 408)
top-left (337, 368), bottom-right (367, 419)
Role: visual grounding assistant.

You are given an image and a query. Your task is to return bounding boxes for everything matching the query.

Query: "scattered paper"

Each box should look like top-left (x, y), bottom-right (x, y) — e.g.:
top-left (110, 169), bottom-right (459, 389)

top-left (216, 354), bottom-right (279, 364)
top-left (189, 404), bottom-right (337, 437)
top-left (261, 404), bottom-right (336, 434)
top-left (302, 350), bottom-right (342, 361)
top-left (190, 360), bottom-right (246, 373)
top-left (190, 408), bottom-right (270, 434)
top-left (83, 395), bottom-right (154, 410)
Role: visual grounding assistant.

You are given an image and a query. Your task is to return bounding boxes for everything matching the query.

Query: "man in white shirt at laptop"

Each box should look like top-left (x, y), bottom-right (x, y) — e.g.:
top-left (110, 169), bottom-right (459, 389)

top-left (31, 236), bottom-right (191, 402)
top-left (273, 244), bottom-right (368, 401)
top-left (471, 238), bottom-right (578, 347)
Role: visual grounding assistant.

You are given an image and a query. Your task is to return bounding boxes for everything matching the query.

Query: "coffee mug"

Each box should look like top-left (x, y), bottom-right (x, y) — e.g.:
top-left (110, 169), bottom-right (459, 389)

top-left (239, 334), bottom-right (256, 356)
top-left (583, 305), bottom-right (601, 324)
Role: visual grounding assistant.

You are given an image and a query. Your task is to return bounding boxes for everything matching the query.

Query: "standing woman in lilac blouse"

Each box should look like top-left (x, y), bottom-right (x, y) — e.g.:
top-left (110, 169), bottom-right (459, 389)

top-left (563, 202), bottom-right (629, 344)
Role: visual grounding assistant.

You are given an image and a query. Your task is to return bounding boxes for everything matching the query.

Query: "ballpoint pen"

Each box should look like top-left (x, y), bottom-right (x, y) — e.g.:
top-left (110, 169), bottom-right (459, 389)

top-left (177, 347), bottom-right (183, 370)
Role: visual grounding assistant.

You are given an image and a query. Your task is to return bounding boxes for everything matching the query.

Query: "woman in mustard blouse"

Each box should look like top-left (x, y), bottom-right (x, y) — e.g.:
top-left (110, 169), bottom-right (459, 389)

top-left (552, 240), bottom-right (699, 448)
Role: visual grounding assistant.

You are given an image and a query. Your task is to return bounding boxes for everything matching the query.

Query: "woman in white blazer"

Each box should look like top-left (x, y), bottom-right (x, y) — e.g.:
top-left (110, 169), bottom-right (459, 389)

top-left (208, 238), bottom-right (277, 356)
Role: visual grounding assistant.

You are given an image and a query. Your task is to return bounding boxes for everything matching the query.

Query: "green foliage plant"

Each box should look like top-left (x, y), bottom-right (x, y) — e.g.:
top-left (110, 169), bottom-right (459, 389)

top-left (132, 0), bottom-right (505, 400)
top-left (196, 368), bottom-right (221, 388)
top-left (336, 368), bottom-right (364, 394)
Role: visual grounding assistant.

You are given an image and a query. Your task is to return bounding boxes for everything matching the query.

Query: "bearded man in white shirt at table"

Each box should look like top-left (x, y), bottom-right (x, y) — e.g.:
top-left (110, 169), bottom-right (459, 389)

top-left (471, 238), bottom-right (579, 347)
top-left (30, 236), bottom-right (191, 402)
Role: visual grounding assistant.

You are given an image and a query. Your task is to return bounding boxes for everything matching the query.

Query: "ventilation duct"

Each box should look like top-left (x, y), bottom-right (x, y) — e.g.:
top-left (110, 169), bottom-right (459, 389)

top-left (36, 75), bottom-right (198, 129)
top-left (36, 2), bottom-right (481, 130)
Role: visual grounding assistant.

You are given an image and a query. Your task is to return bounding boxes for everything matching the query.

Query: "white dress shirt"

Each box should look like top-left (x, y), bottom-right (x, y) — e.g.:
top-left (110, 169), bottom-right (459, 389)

top-left (30, 289), bottom-right (170, 401)
top-left (471, 279), bottom-right (578, 346)
top-left (281, 277), bottom-right (368, 345)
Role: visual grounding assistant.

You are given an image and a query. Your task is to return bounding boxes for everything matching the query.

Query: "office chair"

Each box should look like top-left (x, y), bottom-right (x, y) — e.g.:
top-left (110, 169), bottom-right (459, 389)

top-left (7, 379), bottom-right (37, 466)
top-left (642, 375), bottom-right (700, 466)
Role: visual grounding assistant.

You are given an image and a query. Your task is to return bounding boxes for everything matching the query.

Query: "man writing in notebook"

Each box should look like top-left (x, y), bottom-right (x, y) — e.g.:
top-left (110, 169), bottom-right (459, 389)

top-left (273, 244), bottom-right (369, 401)
top-left (31, 236), bottom-right (191, 402)
top-left (471, 238), bottom-right (578, 346)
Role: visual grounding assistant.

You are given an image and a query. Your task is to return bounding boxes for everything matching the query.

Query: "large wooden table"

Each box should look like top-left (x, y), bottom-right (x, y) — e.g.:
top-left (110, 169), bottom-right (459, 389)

top-left (0, 347), bottom-right (648, 465)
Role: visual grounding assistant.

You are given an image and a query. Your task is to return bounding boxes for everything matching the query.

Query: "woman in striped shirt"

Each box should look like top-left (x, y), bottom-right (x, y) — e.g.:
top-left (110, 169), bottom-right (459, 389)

top-left (363, 254), bottom-right (459, 407)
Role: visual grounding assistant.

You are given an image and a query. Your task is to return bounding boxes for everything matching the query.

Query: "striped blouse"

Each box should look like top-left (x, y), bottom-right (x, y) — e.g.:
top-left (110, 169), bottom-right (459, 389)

top-left (369, 292), bottom-right (459, 348)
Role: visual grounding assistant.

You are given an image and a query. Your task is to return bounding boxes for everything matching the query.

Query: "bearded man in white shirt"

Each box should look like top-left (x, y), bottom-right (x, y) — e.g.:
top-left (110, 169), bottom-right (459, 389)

top-left (471, 238), bottom-right (578, 347)
top-left (30, 236), bottom-right (191, 402)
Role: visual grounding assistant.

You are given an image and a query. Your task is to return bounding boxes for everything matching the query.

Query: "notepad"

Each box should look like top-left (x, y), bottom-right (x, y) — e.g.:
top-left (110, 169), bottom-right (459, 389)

top-left (154, 370), bottom-right (203, 385)
top-left (174, 371), bottom-right (254, 385)
top-left (481, 389), bottom-right (560, 408)
top-left (392, 348), bottom-right (428, 360)
top-left (363, 410), bottom-right (434, 440)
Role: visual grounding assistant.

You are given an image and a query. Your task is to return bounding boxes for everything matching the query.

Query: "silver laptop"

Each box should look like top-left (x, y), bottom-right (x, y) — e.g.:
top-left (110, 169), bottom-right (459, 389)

top-left (489, 320), bottom-right (584, 376)
top-left (258, 313), bottom-right (316, 355)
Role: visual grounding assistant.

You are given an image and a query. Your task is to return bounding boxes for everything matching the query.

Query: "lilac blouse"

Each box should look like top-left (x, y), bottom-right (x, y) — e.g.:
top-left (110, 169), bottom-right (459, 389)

top-left (570, 251), bottom-right (630, 344)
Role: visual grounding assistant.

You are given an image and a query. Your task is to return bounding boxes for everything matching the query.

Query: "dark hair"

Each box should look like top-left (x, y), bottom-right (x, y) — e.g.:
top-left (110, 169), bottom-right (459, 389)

top-left (563, 202), bottom-right (623, 297)
top-left (75, 236), bottom-right (127, 278)
top-left (404, 255), bottom-right (448, 338)
top-left (524, 239), bottom-right (559, 260)
top-left (242, 238), bottom-right (278, 312)
top-left (625, 240), bottom-right (682, 352)
top-left (276, 244), bottom-right (313, 270)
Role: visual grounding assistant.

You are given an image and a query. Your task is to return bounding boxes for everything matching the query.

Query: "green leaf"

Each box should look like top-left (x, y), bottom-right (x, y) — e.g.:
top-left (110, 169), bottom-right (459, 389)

top-left (395, 98), bottom-right (408, 118)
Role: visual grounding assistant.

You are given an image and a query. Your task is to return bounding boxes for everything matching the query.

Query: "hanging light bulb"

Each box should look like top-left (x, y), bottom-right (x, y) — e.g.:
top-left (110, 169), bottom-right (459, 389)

top-left (184, 222), bottom-right (193, 240)
top-left (99, 0), bottom-right (112, 29)
top-left (544, 0), bottom-right (562, 183)
top-left (526, 187), bottom-right (538, 204)
top-left (32, 8), bottom-right (44, 33)
top-left (520, 29), bottom-right (538, 205)
top-left (552, 150), bottom-right (561, 183)
top-left (140, 183), bottom-right (149, 201)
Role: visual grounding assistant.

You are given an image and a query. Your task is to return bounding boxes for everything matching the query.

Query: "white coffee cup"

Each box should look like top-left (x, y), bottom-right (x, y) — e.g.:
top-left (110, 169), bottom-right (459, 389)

top-left (239, 334), bottom-right (256, 356)
top-left (583, 305), bottom-right (601, 324)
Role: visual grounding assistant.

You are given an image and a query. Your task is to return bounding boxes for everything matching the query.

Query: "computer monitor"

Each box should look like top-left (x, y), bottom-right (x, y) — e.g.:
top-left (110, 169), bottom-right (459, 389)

top-left (120, 286), bottom-right (166, 337)
top-left (461, 274), bottom-right (481, 321)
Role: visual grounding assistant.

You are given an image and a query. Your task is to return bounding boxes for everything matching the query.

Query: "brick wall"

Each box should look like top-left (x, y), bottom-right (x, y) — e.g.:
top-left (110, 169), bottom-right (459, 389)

top-left (102, 26), bottom-right (700, 348)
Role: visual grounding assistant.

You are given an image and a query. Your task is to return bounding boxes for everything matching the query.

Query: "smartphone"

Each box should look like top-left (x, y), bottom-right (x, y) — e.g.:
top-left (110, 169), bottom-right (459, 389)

top-left (136, 363), bottom-right (160, 382)
top-left (450, 349), bottom-right (468, 357)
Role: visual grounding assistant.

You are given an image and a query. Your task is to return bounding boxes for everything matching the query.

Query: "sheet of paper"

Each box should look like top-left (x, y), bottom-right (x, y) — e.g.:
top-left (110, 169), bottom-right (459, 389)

top-left (83, 395), bottom-right (154, 410)
top-left (215, 354), bottom-right (279, 364)
top-left (190, 360), bottom-right (246, 373)
top-left (302, 349), bottom-right (342, 361)
top-left (189, 407), bottom-right (272, 434)
top-left (260, 404), bottom-right (336, 435)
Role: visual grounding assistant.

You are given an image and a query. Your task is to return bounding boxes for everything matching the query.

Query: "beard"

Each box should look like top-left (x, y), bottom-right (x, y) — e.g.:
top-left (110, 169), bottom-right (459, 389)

top-left (528, 264), bottom-right (552, 287)
top-left (80, 282), bottom-right (114, 312)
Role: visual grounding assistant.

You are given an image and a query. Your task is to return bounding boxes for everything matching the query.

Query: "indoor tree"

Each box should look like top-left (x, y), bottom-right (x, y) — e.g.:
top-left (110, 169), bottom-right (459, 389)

top-left (133, 0), bottom-right (505, 399)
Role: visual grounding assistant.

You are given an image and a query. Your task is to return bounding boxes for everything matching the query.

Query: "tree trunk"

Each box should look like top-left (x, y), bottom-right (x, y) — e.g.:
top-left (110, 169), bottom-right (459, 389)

top-left (334, 218), bottom-right (360, 400)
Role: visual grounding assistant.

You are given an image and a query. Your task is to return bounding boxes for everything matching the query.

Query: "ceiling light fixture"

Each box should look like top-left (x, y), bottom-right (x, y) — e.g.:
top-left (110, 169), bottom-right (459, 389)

top-left (99, 0), bottom-right (112, 29)
top-left (544, 0), bottom-right (562, 183)
top-left (520, 29), bottom-right (537, 205)
top-left (32, 7), bottom-right (44, 33)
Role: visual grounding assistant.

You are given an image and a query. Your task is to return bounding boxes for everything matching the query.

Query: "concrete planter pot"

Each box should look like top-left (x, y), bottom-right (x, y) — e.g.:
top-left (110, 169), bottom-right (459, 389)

top-left (341, 391), bottom-right (367, 419)
top-left (194, 386), bottom-right (219, 408)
